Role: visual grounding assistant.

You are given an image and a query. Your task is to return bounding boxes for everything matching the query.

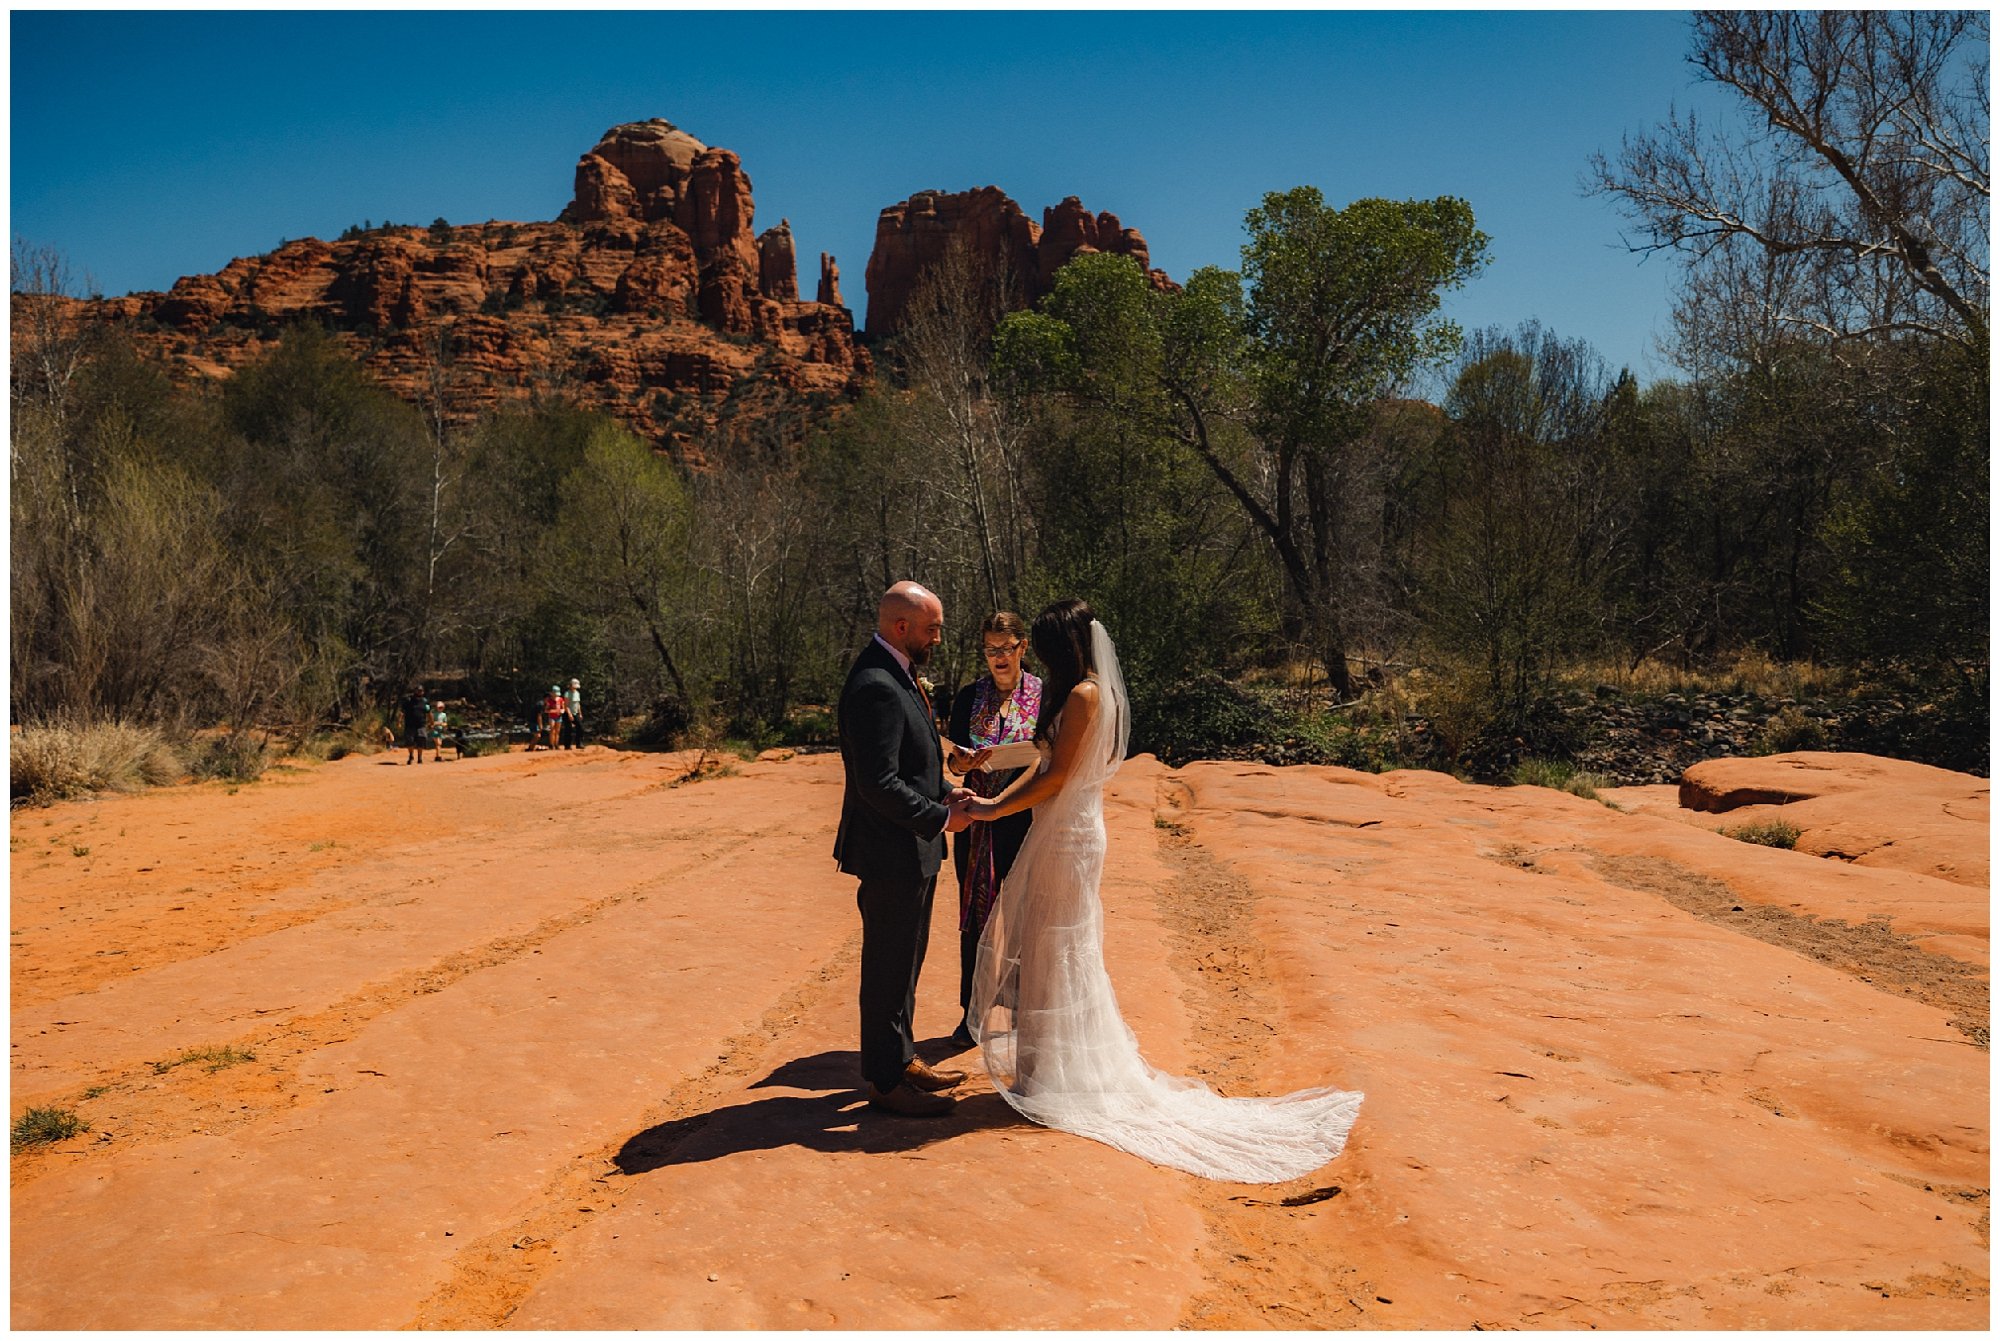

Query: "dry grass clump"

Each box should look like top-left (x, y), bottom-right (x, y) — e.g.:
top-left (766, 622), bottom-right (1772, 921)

top-left (1510, 757), bottom-right (1614, 801)
top-left (1559, 654), bottom-right (1855, 701)
top-left (1751, 706), bottom-right (1831, 755)
top-left (10, 717), bottom-right (184, 805)
top-left (295, 707), bottom-right (394, 762)
top-left (151, 1044), bottom-right (256, 1074)
top-left (1725, 819), bottom-right (1803, 849)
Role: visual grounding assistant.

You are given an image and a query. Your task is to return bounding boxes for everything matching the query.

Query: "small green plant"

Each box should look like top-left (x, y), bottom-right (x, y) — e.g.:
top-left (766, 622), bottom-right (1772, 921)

top-left (70, 845), bottom-right (90, 857)
top-left (1510, 758), bottom-right (1611, 801)
top-left (152, 1045), bottom-right (256, 1075)
top-left (81, 1086), bottom-right (109, 1099)
top-left (12, 1106), bottom-right (88, 1151)
top-left (1725, 820), bottom-right (1802, 849)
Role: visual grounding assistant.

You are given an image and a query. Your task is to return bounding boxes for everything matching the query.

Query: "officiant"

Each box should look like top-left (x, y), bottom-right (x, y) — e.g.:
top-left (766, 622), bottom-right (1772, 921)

top-left (944, 611), bottom-right (1042, 1050)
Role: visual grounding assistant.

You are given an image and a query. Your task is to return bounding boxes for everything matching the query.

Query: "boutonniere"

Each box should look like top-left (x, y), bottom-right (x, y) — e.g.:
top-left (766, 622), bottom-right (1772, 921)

top-left (916, 674), bottom-right (936, 698)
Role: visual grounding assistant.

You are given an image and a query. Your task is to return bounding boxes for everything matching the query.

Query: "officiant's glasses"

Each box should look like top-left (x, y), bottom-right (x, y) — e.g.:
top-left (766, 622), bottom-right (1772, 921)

top-left (982, 640), bottom-right (1023, 661)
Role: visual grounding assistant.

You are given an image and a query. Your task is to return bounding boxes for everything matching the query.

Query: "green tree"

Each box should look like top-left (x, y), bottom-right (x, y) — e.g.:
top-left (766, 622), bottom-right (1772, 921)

top-left (1422, 325), bottom-right (1617, 720)
top-left (1181, 191), bottom-right (1489, 697)
top-left (546, 422), bottom-right (700, 717)
top-left (1816, 341), bottom-right (1988, 678)
top-left (994, 252), bottom-right (1277, 736)
top-left (214, 325), bottom-right (432, 700)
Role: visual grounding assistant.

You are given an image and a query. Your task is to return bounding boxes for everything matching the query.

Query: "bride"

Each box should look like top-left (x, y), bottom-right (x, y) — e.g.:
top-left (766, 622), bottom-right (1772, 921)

top-left (960, 598), bottom-right (1362, 1183)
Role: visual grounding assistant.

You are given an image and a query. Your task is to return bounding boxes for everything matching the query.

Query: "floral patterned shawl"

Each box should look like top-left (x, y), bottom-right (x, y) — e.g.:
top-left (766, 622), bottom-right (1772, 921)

top-left (960, 670), bottom-right (1042, 929)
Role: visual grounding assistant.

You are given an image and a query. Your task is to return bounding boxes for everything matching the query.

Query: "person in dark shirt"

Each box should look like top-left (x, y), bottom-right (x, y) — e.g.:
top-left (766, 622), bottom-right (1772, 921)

top-left (400, 685), bottom-right (431, 766)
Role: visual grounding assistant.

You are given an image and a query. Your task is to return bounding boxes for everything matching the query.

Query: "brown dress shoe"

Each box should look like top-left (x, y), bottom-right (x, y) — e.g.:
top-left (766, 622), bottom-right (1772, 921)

top-left (904, 1057), bottom-right (967, 1092)
top-left (867, 1081), bottom-right (956, 1117)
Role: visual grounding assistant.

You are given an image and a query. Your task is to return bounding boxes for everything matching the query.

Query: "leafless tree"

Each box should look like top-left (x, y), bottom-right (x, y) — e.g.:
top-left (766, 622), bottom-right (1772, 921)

top-left (414, 322), bottom-right (474, 669)
top-left (1592, 10), bottom-right (1989, 353)
top-left (893, 240), bottom-right (1030, 615)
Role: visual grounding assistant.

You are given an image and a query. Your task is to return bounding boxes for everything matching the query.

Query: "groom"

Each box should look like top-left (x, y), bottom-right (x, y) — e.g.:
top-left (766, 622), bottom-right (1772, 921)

top-left (834, 581), bottom-right (978, 1117)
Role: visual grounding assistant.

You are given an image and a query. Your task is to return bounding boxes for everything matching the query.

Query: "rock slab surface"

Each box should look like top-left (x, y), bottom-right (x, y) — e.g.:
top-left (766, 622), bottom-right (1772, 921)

top-left (9, 748), bottom-right (1987, 1328)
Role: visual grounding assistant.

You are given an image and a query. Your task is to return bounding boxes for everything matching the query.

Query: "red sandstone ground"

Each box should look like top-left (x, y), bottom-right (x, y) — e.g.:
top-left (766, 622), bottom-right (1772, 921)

top-left (9, 745), bottom-right (1988, 1328)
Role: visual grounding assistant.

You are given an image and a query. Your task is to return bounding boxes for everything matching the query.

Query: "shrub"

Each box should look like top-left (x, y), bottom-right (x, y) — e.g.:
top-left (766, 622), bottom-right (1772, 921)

top-left (627, 695), bottom-right (694, 749)
top-left (1832, 670), bottom-right (1988, 776)
top-left (11, 1105), bottom-right (88, 1151)
top-left (10, 718), bottom-right (184, 803)
top-left (1299, 720), bottom-right (1405, 771)
top-left (1513, 757), bottom-right (1577, 789)
top-left (778, 705), bottom-right (836, 747)
top-left (190, 734), bottom-right (272, 783)
top-left (1751, 707), bottom-right (1830, 755)
top-left (1726, 820), bottom-right (1801, 849)
top-left (299, 706), bottom-right (395, 761)
top-left (1510, 757), bottom-right (1611, 800)
top-left (1258, 712), bottom-right (1415, 771)
top-left (1136, 673), bottom-right (1281, 766)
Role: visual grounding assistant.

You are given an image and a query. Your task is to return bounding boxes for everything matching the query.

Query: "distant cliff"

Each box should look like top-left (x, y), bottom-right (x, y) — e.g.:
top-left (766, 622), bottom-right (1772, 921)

top-left (864, 187), bottom-right (1174, 338)
top-left (28, 118), bottom-right (1183, 461)
top-left (40, 120), bottom-right (869, 465)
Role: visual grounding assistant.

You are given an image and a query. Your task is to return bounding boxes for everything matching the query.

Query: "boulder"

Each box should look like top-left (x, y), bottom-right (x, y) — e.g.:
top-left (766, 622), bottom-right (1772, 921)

top-left (1671, 752), bottom-right (1988, 888)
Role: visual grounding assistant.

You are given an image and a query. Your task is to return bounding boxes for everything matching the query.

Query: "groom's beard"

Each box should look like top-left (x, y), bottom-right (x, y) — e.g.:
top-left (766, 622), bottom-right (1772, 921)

top-left (906, 642), bottom-right (934, 667)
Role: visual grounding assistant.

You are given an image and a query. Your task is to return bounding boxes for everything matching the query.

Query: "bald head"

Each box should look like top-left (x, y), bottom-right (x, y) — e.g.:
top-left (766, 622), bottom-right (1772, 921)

top-left (877, 581), bottom-right (944, 667)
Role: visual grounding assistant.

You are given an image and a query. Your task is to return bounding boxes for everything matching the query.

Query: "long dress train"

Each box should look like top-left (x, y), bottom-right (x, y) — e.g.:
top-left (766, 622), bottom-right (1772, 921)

top-left (969, 621), bottom-right (1362, 1183)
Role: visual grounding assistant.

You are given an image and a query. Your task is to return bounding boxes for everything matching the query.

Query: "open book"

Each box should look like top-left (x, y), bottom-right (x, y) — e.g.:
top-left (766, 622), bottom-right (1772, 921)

top-left (952, 739), bottom-right (1043, 771)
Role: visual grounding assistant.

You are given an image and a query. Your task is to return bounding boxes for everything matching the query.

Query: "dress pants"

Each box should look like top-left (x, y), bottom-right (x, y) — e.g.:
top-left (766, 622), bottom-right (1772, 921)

top-left (856, 872), bottom-right (938, 1093)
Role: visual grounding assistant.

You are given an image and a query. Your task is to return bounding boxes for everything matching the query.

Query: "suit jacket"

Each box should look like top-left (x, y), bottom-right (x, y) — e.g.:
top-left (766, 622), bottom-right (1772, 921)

top-left (833, 637), bottom-right (949, 883)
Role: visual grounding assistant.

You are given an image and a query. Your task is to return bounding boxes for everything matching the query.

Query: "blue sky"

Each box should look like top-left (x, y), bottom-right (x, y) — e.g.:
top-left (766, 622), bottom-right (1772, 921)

top-left (13, 9), bottom-right (1714, 384)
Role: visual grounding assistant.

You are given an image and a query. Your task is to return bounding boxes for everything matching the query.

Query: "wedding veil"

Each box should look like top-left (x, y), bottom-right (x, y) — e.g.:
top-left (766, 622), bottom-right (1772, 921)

top-left (971, 617), bottom-right (1361, 1183)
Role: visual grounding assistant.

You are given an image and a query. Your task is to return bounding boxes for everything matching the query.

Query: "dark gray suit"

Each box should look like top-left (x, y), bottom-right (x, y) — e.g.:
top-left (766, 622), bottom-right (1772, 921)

top-left (834, 637), bottom-right (950, 1092)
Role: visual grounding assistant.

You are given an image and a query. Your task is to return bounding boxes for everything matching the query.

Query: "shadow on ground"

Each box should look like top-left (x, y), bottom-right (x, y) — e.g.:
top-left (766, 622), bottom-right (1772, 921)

top-left (613, 1043), bottom-right (1025, 1175)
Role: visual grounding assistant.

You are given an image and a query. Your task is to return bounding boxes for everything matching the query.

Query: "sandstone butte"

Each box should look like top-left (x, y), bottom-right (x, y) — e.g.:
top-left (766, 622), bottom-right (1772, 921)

top-left (20, 117), bottom-right (1170, 465)
top-left (21, 119), bottom-right (867, 467)
top-left (9, 745), bottom-right (1986, 1328)
top-left (863, 187), bottom-right (1175, 338)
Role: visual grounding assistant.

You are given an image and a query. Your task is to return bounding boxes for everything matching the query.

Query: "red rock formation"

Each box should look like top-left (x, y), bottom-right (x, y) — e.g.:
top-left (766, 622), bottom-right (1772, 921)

top-left (562, 119), bottom-right (706, 226)
top-left (863, 187), bottom-right (1038, 337)
top-left (757, 221), bottom-right (798, 301)
top-left (1034, 197), bottom-right (1156, 291)
top-left (865, 186), bottom-right (1173, 337)
top-left (817, 252), bottom-right (844, 309)
top-left (32, 120), bottom-right (869, 466)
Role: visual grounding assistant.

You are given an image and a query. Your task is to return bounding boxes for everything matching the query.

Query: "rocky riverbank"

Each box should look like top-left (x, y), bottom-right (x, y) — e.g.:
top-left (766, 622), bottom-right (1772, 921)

top-left (1223, 682), bottom-right (1986, 785)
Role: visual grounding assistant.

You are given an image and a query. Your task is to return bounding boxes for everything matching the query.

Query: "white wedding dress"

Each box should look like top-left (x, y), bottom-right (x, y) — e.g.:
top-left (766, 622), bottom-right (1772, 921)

top-left (969, 621), bottom-right (1362, 1183)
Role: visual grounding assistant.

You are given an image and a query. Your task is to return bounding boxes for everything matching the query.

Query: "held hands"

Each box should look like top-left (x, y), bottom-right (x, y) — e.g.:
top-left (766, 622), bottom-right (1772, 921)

top-left (943, 786), bottom-right (977, 833)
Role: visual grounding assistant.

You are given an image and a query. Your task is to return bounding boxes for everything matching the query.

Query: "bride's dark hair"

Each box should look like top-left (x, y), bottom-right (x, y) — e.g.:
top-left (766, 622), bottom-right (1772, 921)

top-left (1030, 597), bottom-right (1096, 745)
